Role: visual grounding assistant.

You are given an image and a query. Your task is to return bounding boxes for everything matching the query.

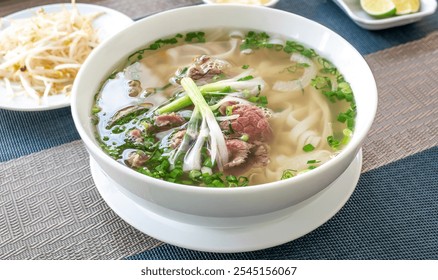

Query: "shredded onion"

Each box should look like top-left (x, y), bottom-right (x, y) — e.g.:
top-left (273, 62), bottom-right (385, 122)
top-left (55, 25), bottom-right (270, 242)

top-left (0, 0), bottom-right (103, 103)
top-left (215, 114), bottom-right (239, 121)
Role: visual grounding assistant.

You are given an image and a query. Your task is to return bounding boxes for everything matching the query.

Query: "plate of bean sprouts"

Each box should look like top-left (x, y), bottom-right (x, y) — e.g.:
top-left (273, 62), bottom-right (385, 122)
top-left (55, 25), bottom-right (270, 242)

top-left (0, 2), bottom-right (133, 111)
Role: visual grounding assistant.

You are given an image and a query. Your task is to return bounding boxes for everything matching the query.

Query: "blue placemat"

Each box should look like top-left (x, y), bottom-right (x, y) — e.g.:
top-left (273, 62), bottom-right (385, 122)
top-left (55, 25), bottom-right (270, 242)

top-left (0, 108), bottom-right (79, 162)
top-left (126, 146), bottom-right (438, 260)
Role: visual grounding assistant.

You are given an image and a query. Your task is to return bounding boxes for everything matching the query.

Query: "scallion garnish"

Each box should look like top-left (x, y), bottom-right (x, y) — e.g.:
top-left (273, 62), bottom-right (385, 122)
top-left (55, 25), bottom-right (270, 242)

top-left (185, 31), bottom-right (206, 43)
top-left (91, 106), bottom-right (101, 114)
top-left (303, 143), bottom-right (315, 152)
top-left (237, 75), bottom-right (254, 81)
top-left (281, 169), bottom-right (296, 180)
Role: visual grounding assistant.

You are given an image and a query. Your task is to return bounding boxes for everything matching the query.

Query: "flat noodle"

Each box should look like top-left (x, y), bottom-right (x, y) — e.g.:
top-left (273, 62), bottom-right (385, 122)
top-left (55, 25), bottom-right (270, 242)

top-left (309, 86), bottom-right (333, 142)
top-left (213, 38), bottom-right (240, 59)
top-left (288, 110), bottom-right (320, 144)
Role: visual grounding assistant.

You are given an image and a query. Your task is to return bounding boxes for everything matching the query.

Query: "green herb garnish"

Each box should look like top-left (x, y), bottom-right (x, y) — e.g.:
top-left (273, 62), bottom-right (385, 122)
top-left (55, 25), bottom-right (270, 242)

top-left (237, 75), bottom-right (254, 81)
top-left (240, 31), bottom-right (271, 50)
top-left (281, 169), bottom-right (296, 180)
top-left (303, 143), bottom-right (315, 152)
top-left (185, 31), bottom-right (206, 43)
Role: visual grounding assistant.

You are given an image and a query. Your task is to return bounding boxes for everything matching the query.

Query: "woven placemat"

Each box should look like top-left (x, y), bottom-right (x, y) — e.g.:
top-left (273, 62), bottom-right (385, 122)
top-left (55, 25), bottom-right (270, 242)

top-left (362, 31), bottom-right (438, 172)
top-left (0, 141), bottom-right (162, 259)
top-left (0, 32), bottom-right (437, 260)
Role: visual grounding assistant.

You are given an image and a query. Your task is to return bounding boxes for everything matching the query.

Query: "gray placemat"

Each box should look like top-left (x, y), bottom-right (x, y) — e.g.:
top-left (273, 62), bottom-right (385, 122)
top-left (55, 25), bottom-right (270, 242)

top-left (0, 141), bottom-right (162, 259)
top-left (1, 32), bottom-right (437, 260)
top-left (362, 31), bottom-right (438, 172)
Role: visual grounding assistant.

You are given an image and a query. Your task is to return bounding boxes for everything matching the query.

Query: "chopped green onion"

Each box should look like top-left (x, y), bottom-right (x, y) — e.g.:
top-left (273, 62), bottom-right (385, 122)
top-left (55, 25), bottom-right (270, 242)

top-left (237, 176), bottom-right (249, 187)
top-left (111, 126), bottom-right (126, 134)
top-left (169, 168), bottom-right (183, 179)
top-left (281, 169), bottom-right (296, 180)
top-left (303, 143), bottom-right (315, 152)
top-left (189, 170), bottom-right (202, 180)
top-left (220, 86), bottom-right (233, 93)
top-left (311, 76), bottom-right (332, 90)
top-left (341, 128), bottom-right (353, 145)
top-left (185, 31), bottom-right (206, 43)
top-left (237, 75), bottom-right (254, 81)
top-left (203, 158), bottom-right (214, 168)
top-left (210, 179), bottom-right (225, 187)
top-left (212, 73), bottom-right (226, 81)
top-left (240, 31), bottom-right (270, 50)
top-left (226, 175), bottom-right (238, 187)
top-left (298, 62), bottom-right (310, 68)
top-left (92, 106), bottom-right (101, 114)
top-left (240, 134), bottom-right (249, 142)
top-left (242, 64), bottom-right (249, 69)
top-left (307, 159), bottom-right (321, 164)
top-left (327, 135), bottom-right (340, 150)
top-left (248, 95), bottom-right (268, 107)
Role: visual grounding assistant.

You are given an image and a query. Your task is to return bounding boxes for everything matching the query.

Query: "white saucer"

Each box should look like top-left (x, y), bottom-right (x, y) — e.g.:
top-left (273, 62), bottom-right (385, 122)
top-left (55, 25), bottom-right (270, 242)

top-left (90, 151), bottom-right (362, 253)
top-left (0, 4), bottom-right (133, 111)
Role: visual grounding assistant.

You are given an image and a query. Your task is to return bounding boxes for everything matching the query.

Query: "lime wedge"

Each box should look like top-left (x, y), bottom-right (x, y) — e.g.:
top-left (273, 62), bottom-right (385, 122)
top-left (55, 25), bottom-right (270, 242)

top-left (392, 0), bottom-right (421, 15)
top-left (360, 0), bottom-right (397, 18)
top-left (410, 0), bottom-right (421, 12)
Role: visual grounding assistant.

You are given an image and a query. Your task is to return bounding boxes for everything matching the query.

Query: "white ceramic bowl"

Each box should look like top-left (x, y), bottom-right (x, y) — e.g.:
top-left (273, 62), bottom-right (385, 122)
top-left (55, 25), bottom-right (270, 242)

top-left (71, 5), bottom-right (377, 223)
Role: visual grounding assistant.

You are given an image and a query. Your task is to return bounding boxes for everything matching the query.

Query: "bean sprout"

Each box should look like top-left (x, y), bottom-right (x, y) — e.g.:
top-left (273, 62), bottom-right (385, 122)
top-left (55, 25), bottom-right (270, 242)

top-left (0, 0), bottom-right (102, 104)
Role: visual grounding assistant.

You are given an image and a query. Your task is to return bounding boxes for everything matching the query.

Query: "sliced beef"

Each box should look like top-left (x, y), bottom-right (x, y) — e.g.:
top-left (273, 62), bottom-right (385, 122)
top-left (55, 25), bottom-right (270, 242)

top-left (173, 55), bottom-right (230, 84)
top-left (170, 130), bottom-right (186, 149)
top-left (223, 140), bottom-right (270, 174)
top-left (220, 104), bottom-right (272, 143)
top-left (252, 141), bottom-right (269, 167)
top-left (224, 139), bottom-right (253, 168)
top-left (126, 151), bottom-right (149, 169)
top-left (154, 112), bottom-right (185, 127)
top-left (128, 128), bottom-right (143, 143)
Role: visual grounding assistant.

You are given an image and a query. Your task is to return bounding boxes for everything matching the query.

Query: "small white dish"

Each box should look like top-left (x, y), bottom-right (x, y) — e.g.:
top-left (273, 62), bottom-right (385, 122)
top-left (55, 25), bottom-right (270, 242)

top-left (202, 0), bottom-right (279, 7)
top-left (0, 3), bottom-right (133, 111)
top-left (91, 150), bottom-right (362, 252)
top-left (333, 0), bottom-right (437, 30)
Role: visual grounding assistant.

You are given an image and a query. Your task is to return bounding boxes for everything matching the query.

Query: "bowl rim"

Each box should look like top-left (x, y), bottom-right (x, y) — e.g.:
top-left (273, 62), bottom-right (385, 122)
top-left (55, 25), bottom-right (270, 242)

top-left (71, 4), bottom-right (377, 194)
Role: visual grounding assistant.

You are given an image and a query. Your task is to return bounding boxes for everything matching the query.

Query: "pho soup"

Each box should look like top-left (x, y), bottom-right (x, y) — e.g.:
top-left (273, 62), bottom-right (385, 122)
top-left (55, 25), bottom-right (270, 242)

top-left (92, 30), bottom-right (356, 187)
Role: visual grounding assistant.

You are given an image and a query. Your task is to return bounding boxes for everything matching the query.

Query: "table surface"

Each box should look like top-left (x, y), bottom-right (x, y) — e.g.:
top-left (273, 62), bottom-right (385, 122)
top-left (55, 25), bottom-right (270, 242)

top-left (1, 0), bottom-right (437, 260)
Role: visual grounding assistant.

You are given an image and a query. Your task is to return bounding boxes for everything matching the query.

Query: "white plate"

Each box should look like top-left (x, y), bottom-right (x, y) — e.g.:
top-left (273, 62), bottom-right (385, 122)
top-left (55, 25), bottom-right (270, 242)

top-left (90, 150), bottom-right (362, 253)
top-left (333, 0), bottom-right (437, 30)
top-left (0, 4), bottom-right (133, 111)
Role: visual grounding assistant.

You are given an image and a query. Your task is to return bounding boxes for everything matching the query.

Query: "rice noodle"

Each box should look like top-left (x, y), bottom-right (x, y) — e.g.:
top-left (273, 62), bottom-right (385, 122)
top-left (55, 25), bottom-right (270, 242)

top-left (0, 0), bottom-right (103, 102)
top-left (272, 53), bottom-right (317, 93)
